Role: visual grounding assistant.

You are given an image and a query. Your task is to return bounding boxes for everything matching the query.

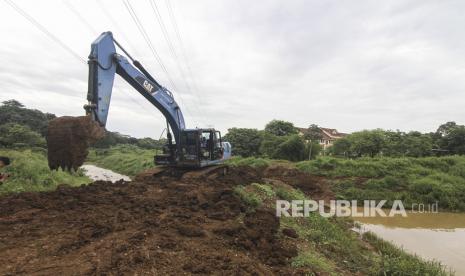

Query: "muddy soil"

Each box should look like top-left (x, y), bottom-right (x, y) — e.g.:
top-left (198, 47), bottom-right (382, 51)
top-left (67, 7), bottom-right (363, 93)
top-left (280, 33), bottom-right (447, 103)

top-left (0, 165), bottom-right (329, 275)
top-left (47, 116), bottom-right (105, 171)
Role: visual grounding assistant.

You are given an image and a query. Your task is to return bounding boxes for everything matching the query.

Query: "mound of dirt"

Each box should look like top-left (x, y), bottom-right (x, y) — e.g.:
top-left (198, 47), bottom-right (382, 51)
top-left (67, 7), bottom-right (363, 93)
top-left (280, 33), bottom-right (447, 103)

top-left (0, 166), bottom-right (327, 275)
top-left (47, 116), bottom-right (105, 171)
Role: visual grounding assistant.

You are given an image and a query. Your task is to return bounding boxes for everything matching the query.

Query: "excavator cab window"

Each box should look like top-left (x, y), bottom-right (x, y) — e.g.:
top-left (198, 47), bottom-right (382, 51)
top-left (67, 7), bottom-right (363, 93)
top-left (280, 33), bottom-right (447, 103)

top-left (200, 131), bottom-right (212, 160)
top-left (180, 131), bottom-right (198, 160)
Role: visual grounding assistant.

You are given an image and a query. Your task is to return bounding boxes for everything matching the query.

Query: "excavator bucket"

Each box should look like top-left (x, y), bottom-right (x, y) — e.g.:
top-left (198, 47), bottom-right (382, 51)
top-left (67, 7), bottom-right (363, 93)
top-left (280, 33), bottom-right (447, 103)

top-left (46, 116), bottom-right (105, 171)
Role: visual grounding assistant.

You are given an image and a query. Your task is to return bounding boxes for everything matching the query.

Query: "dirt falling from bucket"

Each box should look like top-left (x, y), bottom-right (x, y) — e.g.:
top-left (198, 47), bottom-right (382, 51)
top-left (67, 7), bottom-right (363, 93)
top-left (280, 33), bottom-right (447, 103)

top-left (46, 116), bottom-right (105, 171)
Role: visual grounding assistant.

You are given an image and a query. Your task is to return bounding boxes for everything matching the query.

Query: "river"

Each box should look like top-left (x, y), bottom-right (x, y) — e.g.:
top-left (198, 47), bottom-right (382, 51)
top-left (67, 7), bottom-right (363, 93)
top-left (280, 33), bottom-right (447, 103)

top-left (354, 212), bottom-right (465, 275)
top-left (80, 164), bottom-right (131, 183)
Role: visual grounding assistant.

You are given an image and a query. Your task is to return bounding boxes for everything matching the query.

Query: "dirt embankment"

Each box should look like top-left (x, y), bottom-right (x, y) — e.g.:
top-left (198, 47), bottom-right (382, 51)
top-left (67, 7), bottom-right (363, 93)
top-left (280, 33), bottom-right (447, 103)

top-left (0, 165), bottom-right (330, 275)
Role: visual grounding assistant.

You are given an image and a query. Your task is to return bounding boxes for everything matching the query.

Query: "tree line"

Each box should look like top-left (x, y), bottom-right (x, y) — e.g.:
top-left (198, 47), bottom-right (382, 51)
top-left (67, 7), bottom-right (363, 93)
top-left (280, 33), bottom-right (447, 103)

top-left (2, 99), bottom-right (464, 160)
top-left (0, 100), bottom-right (164, 150)
top-left (330, 123), bottom-right (465, 157)
top-left (224, 120), bottom-right (465, 160)
top-left (224, 120), bottom-right (322, 161)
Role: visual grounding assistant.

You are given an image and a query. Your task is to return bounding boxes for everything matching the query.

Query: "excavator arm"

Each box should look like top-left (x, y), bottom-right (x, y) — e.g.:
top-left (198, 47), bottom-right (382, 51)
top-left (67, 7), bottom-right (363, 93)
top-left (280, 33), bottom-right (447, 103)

top-left (86, 32), bottom-right (185, 142)
top-left (47, 31), bottom-right (230, 171)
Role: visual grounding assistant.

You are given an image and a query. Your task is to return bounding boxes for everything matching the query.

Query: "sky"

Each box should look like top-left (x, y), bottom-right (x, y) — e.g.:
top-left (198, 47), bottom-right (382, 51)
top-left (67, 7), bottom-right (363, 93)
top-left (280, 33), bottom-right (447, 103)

top-left (0, 0), bottom-right (464, 138)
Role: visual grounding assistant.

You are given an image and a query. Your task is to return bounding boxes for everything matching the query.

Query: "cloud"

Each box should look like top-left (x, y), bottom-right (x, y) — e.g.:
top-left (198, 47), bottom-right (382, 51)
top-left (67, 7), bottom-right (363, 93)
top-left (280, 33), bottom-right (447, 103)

top-left (0, 0), bottom-right (464, 138)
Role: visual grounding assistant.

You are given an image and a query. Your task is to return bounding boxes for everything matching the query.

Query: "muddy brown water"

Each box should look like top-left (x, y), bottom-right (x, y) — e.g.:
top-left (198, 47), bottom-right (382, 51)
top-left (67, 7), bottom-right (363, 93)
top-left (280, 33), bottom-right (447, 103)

top-left (354, 212), bottom-right (465, 275)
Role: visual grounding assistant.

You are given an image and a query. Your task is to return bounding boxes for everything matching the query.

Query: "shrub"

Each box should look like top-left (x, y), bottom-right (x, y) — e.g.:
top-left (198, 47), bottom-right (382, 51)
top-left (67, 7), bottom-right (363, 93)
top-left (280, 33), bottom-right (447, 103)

top-left (87, 145), bottom-right (156, 176)
top-left (0, 149), bottom-right (90, 194)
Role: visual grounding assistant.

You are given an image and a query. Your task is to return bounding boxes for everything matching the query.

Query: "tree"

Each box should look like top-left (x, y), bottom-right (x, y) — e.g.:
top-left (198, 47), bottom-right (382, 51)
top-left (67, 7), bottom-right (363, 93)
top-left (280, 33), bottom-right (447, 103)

top-left (259, 132), bottom-right (287, 158)
top-left (403, 131), bottom-right (432, 157)
top-left (433, 121), bottom-right (465, 154)
top-left (382, 130), bottom-right (406, 157)
top-left (436, 121), bottom-right (457, 136)
top-left (348, 129), bottom-right (385, 157)
top-left (224, 128), bottom-right (262, 157)
top-left (0, 123), bottom-right (46, 147)
top-left (2, 99), bottom-right (24, 108)
top-left (330, 137), bottom-right (351, 157)
top-left (273, 135), bottom-right (306, 161)
top-left (303, 124), bottom-right (323, 160)
top-left (264, 120), bottom-right (298, 136)
top-left (305, 141), bottom-right (322, 159)
top-left (442, 126), bottom-right (465, 154)
top-left (0, 100), bottom-right (56, 136)
top-left (137, 137), bottom-right (159, 149)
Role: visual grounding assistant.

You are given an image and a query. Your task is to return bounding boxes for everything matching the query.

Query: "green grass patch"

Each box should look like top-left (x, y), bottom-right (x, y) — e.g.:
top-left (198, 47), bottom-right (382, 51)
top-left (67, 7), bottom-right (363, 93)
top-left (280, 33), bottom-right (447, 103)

top-left (233, 185), bottom-right (262, 208)
top-left (291, 249), bottom-right (337, 274)
top-left (235, 183), bottom-right (287, 209)
top-left (297, 156), bottom-right (465, 211)
top-left (87, 144), bottom-right (156, 177)
top-left (0, 149), bottom-right (91, 194)
top-left (363, 231), bottom-right (450, 275)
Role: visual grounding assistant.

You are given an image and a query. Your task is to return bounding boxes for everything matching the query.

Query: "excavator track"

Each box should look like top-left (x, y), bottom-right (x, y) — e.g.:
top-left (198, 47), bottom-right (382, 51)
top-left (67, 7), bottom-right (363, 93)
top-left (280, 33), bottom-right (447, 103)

top-left (135, 165), bottom-right (229, 182)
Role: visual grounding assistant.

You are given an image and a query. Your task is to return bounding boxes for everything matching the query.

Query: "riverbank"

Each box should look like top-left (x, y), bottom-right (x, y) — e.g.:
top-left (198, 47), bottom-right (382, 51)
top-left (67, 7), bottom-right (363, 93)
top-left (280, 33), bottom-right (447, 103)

top-left (225, 156), bottom-right (465, 211)
top-left (233, 171), bottom-right (450, 275)
top-left (354, 211), bottom-right (465, 275)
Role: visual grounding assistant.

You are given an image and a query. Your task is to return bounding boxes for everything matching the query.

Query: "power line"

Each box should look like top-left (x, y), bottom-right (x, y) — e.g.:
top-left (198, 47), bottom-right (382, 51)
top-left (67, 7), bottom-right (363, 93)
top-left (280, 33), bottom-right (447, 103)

top-left (148, 0), bottom-right (206, 125)
top-left (96, 0), bottom-right (138, 55)
top-left (63, 0), bottom-right (98, 35)
top-left (122, 0), bottom-right (176, 90)
top-left (6, 0), bottom-right (156, 119)
top-left (61, 0), bottom-right (152, 115)
top-left (164, 0), bottom-right (206, 125)
top-left (121, 0), bottom-right (195, 124)
top-left (4, 0), bottom-right (85, 63)
top-left (5, 0), bottom-right (191, 132)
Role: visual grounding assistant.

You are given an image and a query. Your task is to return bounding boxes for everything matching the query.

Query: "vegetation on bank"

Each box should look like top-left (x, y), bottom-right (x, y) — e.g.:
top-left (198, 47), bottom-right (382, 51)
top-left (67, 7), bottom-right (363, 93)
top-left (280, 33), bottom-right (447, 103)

top-left (229, 155), bottom-right (465, 211)
top-left (0, 149), bottom-right (90, 194)
top-left (86, 145), bottom-right (156, 177)
top-left (233, 181), bottom-right (450, 275)
top-left (297, 156), bottom-right (465, 211)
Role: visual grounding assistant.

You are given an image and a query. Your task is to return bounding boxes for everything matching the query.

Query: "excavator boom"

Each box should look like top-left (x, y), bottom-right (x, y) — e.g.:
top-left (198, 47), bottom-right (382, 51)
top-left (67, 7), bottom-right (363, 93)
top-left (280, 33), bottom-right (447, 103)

top-left (47, 32), bottom-right (230, 171)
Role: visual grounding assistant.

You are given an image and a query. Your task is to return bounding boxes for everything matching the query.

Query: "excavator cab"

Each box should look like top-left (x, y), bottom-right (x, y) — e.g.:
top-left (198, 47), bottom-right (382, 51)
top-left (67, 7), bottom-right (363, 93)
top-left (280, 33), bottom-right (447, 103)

top-left (155, 128), bottom-right (226, 168)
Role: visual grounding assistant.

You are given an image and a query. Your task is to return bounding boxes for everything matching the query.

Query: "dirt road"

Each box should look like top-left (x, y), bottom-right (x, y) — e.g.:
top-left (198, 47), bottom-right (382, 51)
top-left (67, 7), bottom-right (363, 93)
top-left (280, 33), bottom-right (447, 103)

top-left (0, 165), bottom-right (330, 275)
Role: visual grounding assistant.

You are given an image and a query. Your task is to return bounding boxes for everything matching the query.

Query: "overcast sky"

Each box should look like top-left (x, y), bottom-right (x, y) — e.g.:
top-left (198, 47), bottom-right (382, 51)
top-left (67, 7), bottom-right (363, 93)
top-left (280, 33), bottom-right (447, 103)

top-left (1, 0), bottom-right (464, 138)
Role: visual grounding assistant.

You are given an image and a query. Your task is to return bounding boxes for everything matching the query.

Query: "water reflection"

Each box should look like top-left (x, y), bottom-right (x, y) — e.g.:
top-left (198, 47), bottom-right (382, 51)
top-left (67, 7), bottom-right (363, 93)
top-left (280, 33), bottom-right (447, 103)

top-left (353, 211), bottom-right (465, 275)
top-left (355, 211), bottom-right (465, 229)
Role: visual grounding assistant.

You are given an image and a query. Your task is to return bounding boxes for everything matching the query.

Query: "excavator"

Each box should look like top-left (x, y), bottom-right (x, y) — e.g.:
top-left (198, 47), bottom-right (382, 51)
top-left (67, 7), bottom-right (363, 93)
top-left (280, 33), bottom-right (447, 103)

top-left (47, 31), bottom-right (231, 172)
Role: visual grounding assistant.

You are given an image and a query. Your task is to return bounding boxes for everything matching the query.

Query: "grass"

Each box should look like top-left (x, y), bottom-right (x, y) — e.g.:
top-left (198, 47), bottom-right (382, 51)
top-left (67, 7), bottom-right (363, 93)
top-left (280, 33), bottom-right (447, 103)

top-left (291, 249), bottom-right (336, 274)
top-left (297, 156), bottom-right (465, 211)
top-left (87, 144), bottom-right (156, 177)
top-left (364, 231), bottom-right (450, 275)
top-left (234, 179), bottom-right (451, 275)
top-left (0, 149), bottom-right (91, 194)
top-left (233, 183), bottom-right (277, 209)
